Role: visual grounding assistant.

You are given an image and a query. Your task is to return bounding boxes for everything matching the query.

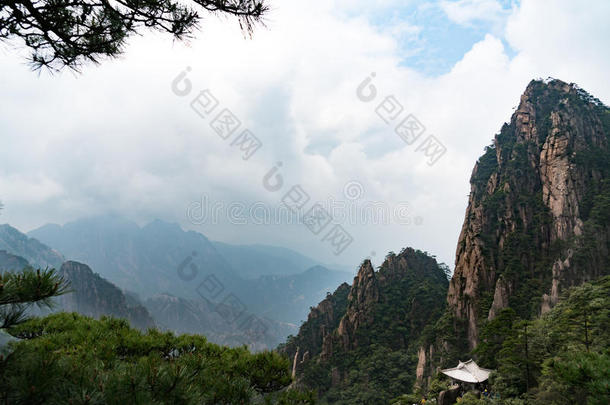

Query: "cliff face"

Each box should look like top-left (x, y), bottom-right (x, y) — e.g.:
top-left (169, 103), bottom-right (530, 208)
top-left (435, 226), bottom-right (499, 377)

top-left (280, 281), bottom-right (350, 369)
top-left (58, 261), bottom-right (156, 330)
top-left (447, 79), bottom-right (610, 349)
top-left (281, 248), bottom-right (449, 403)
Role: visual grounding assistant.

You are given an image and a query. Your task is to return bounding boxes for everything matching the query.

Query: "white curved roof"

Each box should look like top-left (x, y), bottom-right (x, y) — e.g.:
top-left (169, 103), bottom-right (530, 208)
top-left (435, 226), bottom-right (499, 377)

top-left (441, 359), bottom-right (492, 383)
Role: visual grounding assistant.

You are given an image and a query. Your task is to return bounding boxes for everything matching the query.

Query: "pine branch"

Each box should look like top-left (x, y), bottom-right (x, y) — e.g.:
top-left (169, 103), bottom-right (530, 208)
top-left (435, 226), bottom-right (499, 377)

top-left (0, 267), bottom-right (71, 329)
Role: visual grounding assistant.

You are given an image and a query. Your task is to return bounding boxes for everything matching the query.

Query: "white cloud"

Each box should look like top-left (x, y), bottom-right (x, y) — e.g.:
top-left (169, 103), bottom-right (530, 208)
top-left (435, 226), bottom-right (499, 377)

top-left (440, 0), bottom-right (509, 27)
top-left (0, 0), bottom-right (609, 271)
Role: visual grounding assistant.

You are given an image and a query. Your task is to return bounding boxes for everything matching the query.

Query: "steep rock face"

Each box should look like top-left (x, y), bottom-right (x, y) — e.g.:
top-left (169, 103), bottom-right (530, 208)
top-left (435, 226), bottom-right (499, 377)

top-left (336, 260), bottom-right (378, 350)
top-left (280, 282), bottom-right (350, 373)
top-left (447, 79), bottom-right (610, 349)
top-left (58, 261), bottom-right (155, 330)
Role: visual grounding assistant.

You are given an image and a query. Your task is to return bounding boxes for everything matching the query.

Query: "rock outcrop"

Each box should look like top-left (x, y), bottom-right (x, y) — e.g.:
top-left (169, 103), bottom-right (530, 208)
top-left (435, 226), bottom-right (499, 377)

top-left (281, 248), bottom-right (449, 403)
top-left (446, 79), bottom-right (610, 349)
top-left (58, 261), bottom-right (156, 330)
top-left (281, 282), bottom-right (350, 374)
top-left (336, 260), bottom-right (378, 350)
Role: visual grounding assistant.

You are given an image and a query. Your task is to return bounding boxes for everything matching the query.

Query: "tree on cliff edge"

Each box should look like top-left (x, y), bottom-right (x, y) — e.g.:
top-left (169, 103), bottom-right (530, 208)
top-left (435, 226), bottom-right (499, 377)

top-left (0, 0), bottom-right (269, 70)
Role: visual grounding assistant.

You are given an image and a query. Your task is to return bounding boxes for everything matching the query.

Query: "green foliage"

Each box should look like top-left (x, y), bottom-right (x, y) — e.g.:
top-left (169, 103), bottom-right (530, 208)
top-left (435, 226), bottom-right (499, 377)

top-left (390, 392), bottom-right (421, 404)
top-left (1, 0), bottom-right (269, 70)
top-left (0, 312), bottom-right (312, 404)
top-left (471, 144), bottom-right (498, 197)
top-left (457, 392), bottom-right (486, 404)
top-left (489, 277), bottom-right (610, 403)
top-left (320, 344), bottom-right (417, 404)
top-left (0, 267), bottom-right (70, 329)
top-left (292, 249), bottom-right (449, 404)
top-left (427, 374), bottom-right (451, 399)
top-left (280, 282), bottom-right (350, 359)
top-left (421, 310), bottom-right (469, 371)
top-left (534, 351), bottom-right (610, 405)
top-left (475, 308), bottom-right (518, 369)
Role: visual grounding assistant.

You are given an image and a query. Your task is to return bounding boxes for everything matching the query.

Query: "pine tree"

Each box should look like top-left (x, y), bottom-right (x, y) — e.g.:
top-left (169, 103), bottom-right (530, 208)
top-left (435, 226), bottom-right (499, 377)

top-left (1, 0), bottom-right (269, 70)
top-left (0, 267), bottom-right (70, 329)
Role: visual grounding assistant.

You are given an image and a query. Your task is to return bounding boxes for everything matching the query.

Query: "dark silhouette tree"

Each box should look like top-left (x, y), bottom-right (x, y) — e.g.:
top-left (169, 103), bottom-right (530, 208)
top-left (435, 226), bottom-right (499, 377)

top-left (0, 0), bottom-right (269, 70)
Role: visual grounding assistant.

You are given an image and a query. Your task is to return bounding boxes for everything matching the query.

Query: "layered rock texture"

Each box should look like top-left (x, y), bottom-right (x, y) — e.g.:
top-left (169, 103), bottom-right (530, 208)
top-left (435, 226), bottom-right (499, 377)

top-left (280, 248), bottom-right (448, 404)
top-left (446, 79), bottom-right (610, 350)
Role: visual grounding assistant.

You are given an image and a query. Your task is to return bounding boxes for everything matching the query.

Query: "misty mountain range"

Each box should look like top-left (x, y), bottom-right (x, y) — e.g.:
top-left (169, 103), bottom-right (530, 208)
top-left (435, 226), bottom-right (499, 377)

top-left (0, 216), bottom-right (352, 348)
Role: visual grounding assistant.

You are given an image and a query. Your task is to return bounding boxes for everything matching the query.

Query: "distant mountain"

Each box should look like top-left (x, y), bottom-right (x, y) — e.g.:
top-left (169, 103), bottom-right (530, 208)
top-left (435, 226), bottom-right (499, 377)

top-left (235, 265), bottom-right (352, 324)
top-left (212, 241), bottom-right (321, 278)
top-left (29, 216), bottom-right (352, 327)
top-left (5, 217), bottom-right (351, 346)
top-left (57, 261), bottom-right (155, 330)
top-left (0, 250), bottom-right (30, 271)
top-left (0, 244), bottom-right (154, 330)
top-left (145, 293), bottom-right (297, 351)
top-left (29, 216), bottom-right (238, 299)
top-left (0, 224), bottom-right (64, 269)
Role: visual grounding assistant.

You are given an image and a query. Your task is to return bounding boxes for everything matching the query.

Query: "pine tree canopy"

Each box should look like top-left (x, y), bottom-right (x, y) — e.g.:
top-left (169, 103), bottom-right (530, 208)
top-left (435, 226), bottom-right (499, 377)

top-left (0, 0), bottom-right (269, 70)
top-left (0, 267), bottom-right (70, 329)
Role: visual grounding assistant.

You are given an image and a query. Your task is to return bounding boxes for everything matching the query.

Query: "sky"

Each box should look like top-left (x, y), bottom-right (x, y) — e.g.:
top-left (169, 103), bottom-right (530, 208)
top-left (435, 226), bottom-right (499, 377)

top-left (1, 0), bottom-right (609, 272)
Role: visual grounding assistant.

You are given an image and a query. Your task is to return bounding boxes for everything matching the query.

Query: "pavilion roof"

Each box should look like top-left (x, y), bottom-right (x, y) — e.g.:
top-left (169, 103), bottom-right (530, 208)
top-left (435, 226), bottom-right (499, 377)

top-left (441, 359), bottom-right (493, 383)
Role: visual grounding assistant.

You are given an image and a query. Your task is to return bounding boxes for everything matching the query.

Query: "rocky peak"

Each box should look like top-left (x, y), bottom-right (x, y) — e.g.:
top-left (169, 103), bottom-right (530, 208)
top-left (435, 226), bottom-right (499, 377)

top-left (447, 79), bottom-right (610, 349)
top-left (336, 259), bottom-right (379, 350)
top-left (281, 248), bottom-right (449, 401)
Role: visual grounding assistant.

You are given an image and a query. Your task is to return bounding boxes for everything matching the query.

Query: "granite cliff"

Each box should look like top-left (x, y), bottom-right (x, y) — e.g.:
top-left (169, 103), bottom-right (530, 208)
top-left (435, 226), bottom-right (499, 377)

top-left (447, 79), bottom-right (610, 350)
top-left (414, 79), bottom-right (610, 387)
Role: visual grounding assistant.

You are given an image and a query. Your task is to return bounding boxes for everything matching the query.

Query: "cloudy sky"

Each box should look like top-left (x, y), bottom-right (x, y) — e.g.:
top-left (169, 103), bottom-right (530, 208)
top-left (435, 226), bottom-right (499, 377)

top-left (1, 0), bottom-right (609, 272)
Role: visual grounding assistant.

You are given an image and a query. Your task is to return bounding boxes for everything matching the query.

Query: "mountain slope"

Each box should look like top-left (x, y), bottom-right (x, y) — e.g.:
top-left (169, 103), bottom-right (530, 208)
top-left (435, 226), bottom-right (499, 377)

top-left (57, 261), bottom-right (155, 330)
top-left (212, 242), bottom-right (322, 278)
top-left (236, 265), bottom-right (352, 324)
top-left (0, 250), bottom-right (30, 272)
top-left (280, 248), bottom-right (449, 404)
top-left (411, 79), bottom-right (610, 391)
top-left (29, 216), bottom-right (238, 299)
top-left (0, 224), bottom-right (64, 269)
top-left (145, 293), bottom-right (297, 351)
top-left (29, 217), bottom-right (351, 329)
